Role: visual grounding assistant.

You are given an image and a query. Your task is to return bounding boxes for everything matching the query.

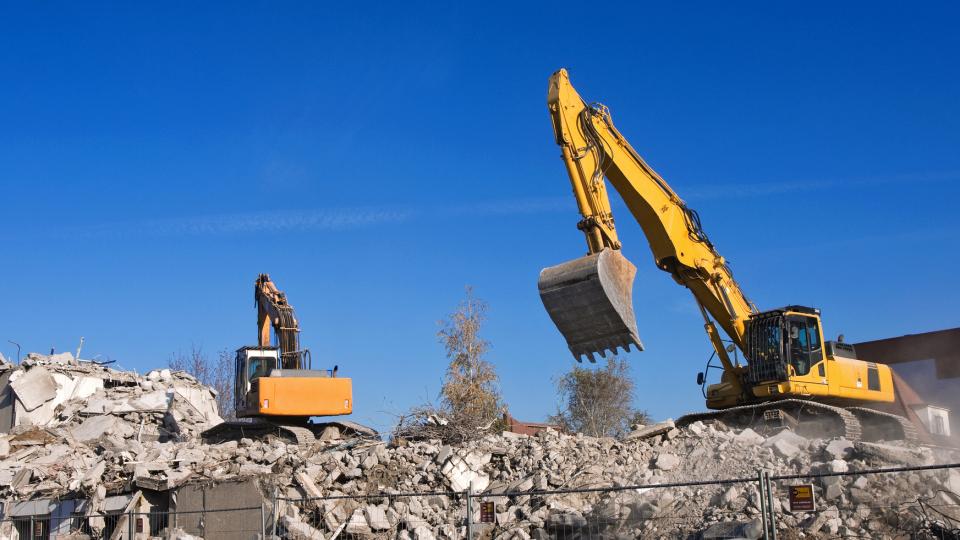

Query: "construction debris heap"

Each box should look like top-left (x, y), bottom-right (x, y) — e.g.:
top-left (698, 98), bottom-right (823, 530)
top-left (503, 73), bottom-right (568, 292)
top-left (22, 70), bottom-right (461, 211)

top-left (0, 352), bottom-right (958, 539)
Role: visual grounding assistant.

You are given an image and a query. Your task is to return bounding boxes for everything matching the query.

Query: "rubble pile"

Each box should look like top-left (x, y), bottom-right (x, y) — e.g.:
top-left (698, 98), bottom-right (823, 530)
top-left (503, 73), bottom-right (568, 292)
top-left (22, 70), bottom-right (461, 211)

top-left (0, 352), bottom-right (222, 500)
top-left (277, 422), bottom-right (960, 539)
top-left (1, 352), bottom-right (959, 539)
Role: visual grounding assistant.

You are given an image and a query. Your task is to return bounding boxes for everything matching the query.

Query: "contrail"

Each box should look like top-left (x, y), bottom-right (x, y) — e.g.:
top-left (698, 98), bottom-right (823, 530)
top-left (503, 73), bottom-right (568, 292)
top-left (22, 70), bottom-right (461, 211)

top-left (70, 206), bottom-right (414, 239)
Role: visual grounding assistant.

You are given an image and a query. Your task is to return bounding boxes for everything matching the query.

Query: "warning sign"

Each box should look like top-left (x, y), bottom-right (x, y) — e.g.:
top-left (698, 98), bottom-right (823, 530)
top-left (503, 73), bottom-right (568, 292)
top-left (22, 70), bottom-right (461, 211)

top-left (789, 484), bottom-right (816, 512)
top-left (480, 501), bottom-right (495, 523)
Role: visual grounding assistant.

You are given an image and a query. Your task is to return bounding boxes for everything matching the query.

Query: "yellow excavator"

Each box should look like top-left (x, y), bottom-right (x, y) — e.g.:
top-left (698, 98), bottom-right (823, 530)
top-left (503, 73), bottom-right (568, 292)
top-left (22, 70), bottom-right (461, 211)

top-left (539, 69), bottom-right (915, 441)
top-left (203, 273), bottom-right (375, 444)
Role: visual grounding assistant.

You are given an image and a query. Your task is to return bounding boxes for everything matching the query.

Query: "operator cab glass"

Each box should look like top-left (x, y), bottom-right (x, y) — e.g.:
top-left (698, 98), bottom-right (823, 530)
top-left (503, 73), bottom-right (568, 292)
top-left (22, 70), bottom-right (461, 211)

top-left (247, 355), bottom-right (277, 381)
top-left (787, 315), bottom-right (822, 376)
top-left (234, 349), bottom-right (281, 415)
top-left (744, 307), bottom-right (823, 384)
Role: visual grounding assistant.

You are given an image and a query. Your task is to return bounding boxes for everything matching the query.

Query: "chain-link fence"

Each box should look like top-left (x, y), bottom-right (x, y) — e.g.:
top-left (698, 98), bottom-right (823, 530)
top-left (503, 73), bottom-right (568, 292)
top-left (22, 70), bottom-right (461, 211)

top-left (277, 462), bottom-right (960, 540)
top-left (1, 462), bottom-right (959, 539)
top-left (0, 505), bottom-right (267, 540)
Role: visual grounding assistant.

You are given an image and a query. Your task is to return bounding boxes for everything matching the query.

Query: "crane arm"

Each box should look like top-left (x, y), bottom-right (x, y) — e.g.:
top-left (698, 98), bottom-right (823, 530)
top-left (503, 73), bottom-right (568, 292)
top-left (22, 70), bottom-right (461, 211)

top-left (255, 273), bottom-right (304, 369)
top-left (548, 69), bottom-right (756, 350)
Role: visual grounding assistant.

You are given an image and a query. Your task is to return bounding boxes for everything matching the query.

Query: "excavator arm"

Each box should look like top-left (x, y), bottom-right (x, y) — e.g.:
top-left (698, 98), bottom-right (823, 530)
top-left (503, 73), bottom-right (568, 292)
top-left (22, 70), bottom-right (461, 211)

top-left (255, 273), bottom-right (306, 369)
top-left (541, 69), bottom-right (756, 367)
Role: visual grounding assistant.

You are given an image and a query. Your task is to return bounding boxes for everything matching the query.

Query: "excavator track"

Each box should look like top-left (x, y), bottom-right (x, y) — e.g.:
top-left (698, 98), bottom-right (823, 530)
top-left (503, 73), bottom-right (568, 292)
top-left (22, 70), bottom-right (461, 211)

top-left (677, 399), bottom-right (863, 441)
top-left (202, 419), bottom-right (378, 445)
top-left (844, 407), bottom-right (919, 443)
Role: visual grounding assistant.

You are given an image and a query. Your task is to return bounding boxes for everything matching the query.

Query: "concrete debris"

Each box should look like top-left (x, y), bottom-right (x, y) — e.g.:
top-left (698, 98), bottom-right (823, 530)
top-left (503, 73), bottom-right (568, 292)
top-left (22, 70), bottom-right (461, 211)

top-left (654, 452), bottom-right (680, 470)
top-left (624, 419), bottom-right (674, 441)
top-left (0, 352), bottom-right (222, 502)
top-left (10, 365), bottom-right (58, 411)
top-left (824, 437), bottom-right (855, 460)
top-left (733, 427), bottom-right (765, 445)
top-left (0, 350), bottom-right (956, 539)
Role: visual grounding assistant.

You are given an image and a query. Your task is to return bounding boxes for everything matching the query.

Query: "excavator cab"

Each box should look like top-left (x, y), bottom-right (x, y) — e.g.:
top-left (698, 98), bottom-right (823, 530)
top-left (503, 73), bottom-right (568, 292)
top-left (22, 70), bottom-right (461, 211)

top-left (234, 346), bottom-right (279, 416)
top-left (742, 307), bottom-right (824, 386)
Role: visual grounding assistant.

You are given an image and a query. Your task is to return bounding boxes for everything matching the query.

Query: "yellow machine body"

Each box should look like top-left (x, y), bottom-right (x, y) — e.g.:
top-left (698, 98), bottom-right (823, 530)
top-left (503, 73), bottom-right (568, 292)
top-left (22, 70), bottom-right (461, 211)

top-left (705, 310), bottom-right (895, 409)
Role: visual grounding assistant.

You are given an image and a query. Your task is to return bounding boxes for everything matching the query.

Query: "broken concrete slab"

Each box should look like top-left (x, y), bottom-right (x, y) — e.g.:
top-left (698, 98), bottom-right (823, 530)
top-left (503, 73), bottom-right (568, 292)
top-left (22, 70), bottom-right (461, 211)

top-left (702, 519), bottom-right (763, 540)
top-left (441, 454), bottom-right (490, 492)
top-left (71, 415), bottom-right (131, 443)
top-left (733, 428), bottom-right (765, 445)
top-left (763, 429), bottom-right (809, 450)
top-left (625, 419), bottom-right (675, 441)
top-left (854, 441), bottom-right (930, 466)
top-left (10, 366), bottom-right (58, 411)
top-left (824, 438), bottom-right (854, 460)
top-left (345, 508), bottom-right (372, 535)
top-left (281, 513), bottom-right (325, 539)
top-left (365, 504), bottom-right (391, 531)
top-left (654, 453), bottom-right (680, 471)
top-left (771, 439), bottom-right (801, 459)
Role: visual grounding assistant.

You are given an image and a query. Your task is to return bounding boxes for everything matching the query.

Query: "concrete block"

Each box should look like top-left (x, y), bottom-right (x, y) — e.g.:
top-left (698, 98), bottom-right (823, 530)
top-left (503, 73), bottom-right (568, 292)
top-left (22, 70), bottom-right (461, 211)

top-left (734, 428), bottom-right (765, 445)
top-left (625, 420), bottom-right (675, 441)
top-left (772, 439), bottom-right (801, 459)
top-left (654, 453), bottom-right (680, 471)
top-left (10, 366), bottom-right (58, 411)
top-left (364, 505), bottom-right (390, 531)
top-left (824, 438), bottom-right (854, 460)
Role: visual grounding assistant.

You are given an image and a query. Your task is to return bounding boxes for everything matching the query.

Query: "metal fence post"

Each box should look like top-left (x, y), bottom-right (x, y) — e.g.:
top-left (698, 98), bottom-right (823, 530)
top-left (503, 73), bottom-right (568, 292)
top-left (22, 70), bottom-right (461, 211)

top-left (29, 516), bottom-right (34, 540)
top-left (272, 485), bottom-right (279, 536)
top-left (764, 471), bottom-right (777, 540)
top-left (260, 499), bottom-right (267, 539)
top-left (128, 510), bottom-right (135, 539)
top-left (757, 470), bottom-right (777, 540)
top-left (757, 470), bottom-right (768, 540)
top-left (466, 481), bottom-right (473, 540)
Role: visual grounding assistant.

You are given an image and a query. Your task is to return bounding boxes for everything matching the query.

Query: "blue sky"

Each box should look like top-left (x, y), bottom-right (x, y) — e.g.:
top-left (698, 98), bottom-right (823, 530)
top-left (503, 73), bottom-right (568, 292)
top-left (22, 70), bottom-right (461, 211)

top-left (2, 3), bottom-right (959, 432)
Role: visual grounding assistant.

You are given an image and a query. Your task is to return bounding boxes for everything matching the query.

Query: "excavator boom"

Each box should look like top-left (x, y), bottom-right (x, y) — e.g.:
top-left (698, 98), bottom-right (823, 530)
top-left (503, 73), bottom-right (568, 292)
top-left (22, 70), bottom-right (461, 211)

top-left (541, 68), bottom-right (755, 365)
top-left (255, 273), bottom-right (306, 369)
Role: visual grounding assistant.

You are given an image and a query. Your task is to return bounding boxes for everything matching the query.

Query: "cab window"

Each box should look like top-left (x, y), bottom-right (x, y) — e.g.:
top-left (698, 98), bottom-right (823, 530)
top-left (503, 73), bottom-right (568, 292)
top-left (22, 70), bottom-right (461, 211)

top-left (247, 356), bottom-right (276, 381)
top-left (807, 321), bottom-right (821, 354)
top-left (787, 316), bottom-right (821, 376)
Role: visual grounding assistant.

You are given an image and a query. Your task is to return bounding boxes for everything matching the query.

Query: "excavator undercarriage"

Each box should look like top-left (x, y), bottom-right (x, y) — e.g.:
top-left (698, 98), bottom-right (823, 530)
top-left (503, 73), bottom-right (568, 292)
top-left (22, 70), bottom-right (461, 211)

top-left (675, 400), bottom-right (917, 443)
top-left (202, 418), bottom-right (378, 446)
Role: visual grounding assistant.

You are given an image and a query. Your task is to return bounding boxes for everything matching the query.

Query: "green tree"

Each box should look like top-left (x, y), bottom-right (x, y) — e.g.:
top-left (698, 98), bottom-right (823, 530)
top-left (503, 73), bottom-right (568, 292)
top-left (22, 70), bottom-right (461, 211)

top-left (550, 356), bottom-right (648, 438)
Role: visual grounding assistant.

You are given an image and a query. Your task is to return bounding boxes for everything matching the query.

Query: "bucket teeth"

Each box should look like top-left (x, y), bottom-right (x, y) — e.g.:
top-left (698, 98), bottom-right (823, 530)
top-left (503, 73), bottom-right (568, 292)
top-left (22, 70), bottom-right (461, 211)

top-left (539, 248), bottom-right (643, 361)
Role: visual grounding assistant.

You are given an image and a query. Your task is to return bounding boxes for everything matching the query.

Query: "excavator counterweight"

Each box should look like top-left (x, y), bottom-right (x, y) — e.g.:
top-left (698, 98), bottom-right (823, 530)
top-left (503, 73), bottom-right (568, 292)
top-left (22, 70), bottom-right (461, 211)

top-left (538, 248), bottom-right (642, 361)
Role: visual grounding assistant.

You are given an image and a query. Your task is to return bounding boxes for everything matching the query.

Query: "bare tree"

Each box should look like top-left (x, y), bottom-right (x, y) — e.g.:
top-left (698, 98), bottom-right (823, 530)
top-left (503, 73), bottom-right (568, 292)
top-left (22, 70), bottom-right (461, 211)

top-left (170, 345), bottom-right (236, 420)
top-left (549, 356), bottom-right (649, 438)
top-left (438, 287), bottom-right (503, 430)
top-left (395, 288), bottom-right (504, 443)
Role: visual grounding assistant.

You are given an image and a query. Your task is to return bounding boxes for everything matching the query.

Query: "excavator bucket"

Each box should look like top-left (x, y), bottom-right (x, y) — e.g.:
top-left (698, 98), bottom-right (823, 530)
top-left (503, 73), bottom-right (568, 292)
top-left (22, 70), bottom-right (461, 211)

top-left (538, 248), bottom-right (643, 362)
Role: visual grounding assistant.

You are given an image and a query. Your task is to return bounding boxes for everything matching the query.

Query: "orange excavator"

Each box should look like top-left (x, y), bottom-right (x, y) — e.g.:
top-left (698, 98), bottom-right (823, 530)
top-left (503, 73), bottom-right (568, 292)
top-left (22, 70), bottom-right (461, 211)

top-left (202, 274), bottom-right (375, 443)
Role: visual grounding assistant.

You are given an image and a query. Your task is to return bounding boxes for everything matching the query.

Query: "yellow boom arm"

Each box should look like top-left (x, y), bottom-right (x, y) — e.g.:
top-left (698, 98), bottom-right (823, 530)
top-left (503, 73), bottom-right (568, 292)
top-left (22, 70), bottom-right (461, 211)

top-left (547, 69), bottom-right (756, 361)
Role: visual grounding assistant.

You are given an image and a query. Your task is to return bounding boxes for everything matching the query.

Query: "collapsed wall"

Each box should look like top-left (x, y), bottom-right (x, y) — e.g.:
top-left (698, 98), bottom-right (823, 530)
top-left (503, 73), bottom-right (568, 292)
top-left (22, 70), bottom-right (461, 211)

top-left (0, 352), bottom-right (959, 539)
